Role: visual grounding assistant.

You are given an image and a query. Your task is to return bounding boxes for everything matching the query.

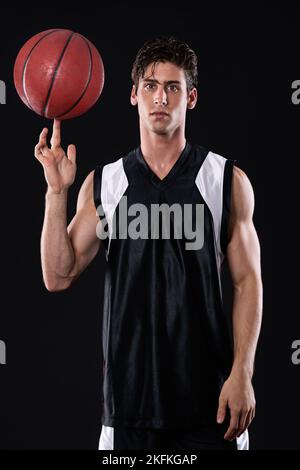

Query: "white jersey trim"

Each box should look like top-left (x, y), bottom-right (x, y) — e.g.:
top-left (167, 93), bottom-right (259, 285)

top-left (101, 158), bottom-right (129, 258)
top-left (195, 150), bottom-right (227, 295)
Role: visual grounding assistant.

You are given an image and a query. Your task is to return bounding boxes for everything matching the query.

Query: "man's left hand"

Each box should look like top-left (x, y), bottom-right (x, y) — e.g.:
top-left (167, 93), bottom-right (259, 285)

top-left (216, 372), bottom-right (256, 441)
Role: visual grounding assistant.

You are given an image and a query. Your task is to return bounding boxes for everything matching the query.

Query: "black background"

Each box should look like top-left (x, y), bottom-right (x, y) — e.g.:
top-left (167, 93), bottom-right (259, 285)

top-left (0, 4), bottom-right (299, 450)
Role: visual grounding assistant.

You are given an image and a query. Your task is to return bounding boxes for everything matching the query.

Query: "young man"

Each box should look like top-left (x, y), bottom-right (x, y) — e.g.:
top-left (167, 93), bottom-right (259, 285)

top-left (35, 37), bottom-right (263, 450)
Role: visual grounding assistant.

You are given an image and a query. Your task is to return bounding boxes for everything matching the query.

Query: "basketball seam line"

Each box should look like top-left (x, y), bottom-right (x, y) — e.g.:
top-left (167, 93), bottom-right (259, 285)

top-left (43, 31), bottom-right (75, 118)
top-left (56, 35), bottom-right (94, 119)
top-left (21, 29), bottom-right (61, 112)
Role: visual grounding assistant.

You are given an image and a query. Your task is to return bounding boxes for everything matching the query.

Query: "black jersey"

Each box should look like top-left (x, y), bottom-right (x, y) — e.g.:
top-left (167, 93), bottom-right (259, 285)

top-left (93, 141), bottom-right (235, 430)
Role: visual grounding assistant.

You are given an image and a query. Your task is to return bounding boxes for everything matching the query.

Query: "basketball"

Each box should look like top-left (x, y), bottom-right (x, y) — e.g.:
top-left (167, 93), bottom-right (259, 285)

top-left (13, 29), bottom-right (105, 120)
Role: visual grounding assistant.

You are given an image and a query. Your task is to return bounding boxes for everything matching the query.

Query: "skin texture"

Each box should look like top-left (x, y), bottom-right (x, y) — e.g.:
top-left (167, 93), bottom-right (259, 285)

top-left (217, 165), bottom-right (262, 440)
top-left (36, 60), bottom-right (263, 441)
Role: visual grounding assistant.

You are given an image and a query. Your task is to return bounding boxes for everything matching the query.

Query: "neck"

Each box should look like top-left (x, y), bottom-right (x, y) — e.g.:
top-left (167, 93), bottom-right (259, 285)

top-left (140, 126), bottom-right (186, 174)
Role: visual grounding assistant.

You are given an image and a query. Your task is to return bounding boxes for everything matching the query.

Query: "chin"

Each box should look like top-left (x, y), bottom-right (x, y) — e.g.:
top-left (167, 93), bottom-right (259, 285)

top-left (151, 123), bottom-right (169, 134)
top-left (152, 128), bottom-right (168, 136)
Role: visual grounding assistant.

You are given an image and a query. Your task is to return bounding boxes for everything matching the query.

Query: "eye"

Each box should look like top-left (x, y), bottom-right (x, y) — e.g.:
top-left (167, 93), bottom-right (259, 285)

top-left (168, 84), bottom-right (179, 92)
top-left (144, 83), bottom-right (155, 90)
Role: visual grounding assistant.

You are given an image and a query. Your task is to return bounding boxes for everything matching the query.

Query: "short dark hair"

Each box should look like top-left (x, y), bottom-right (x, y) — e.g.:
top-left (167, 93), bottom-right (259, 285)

top-left (131, 36), bottom-right (198, 92)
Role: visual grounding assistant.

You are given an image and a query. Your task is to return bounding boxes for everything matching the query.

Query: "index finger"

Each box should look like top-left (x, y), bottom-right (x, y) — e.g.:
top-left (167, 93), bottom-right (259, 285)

top-left (50, 118), bottom-right (61, 148)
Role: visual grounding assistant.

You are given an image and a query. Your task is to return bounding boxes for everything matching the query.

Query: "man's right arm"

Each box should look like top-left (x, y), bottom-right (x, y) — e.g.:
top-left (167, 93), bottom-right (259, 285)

top-left (35, 119), bottom-right (101, 292)
top-left (41, 170), bottom-right (101, 292)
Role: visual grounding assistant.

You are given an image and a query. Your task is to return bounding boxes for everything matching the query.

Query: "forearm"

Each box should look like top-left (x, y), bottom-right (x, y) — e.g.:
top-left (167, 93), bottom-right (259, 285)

top-left (230, 274), bottom-right (263, 379)
top-left (41, 188), bottom-right (75, 290)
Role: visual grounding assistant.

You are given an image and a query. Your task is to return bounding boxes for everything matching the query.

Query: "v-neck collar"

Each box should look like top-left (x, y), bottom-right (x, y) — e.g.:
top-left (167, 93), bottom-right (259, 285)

top-left (135, 141), bottom-right (192, 189)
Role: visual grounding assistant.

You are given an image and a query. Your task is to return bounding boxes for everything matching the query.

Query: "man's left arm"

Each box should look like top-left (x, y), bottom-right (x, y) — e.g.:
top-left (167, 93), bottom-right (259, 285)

top-left (216, 165), bottom-right (263, 441)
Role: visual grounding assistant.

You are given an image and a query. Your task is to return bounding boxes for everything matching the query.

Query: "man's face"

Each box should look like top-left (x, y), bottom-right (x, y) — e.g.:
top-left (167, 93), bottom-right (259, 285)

top-left (130, 61), bottom-right (197, 135)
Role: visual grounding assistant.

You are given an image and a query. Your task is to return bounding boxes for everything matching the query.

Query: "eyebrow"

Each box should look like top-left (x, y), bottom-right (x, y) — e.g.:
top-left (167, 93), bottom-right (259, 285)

top-left (142, 79), bottom-right (182, 85)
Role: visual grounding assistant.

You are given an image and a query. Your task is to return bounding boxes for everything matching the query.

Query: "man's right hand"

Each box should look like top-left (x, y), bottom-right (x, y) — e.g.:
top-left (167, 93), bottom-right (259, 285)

top-left (34, 118), bottom-right (77, 194)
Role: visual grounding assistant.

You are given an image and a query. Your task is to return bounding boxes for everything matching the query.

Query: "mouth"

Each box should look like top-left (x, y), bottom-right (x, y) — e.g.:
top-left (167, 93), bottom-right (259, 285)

top-left (150, 112), bottom-right (169, 118)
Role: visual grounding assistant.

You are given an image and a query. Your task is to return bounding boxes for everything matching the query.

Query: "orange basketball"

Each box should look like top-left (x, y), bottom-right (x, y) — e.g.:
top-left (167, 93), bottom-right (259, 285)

top-left (14, 29), bottom-right (105, 120)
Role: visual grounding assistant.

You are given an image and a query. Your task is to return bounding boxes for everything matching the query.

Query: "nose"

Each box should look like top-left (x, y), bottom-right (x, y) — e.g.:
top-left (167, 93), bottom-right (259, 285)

top-left (153, 86), bottom-right (168, 106)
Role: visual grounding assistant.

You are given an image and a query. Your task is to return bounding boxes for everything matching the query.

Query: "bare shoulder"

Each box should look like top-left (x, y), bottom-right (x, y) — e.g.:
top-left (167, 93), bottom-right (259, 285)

top-left (76, 169), bottom-right (95, 212)
top-left (231, 165), bottom-right (255, 221)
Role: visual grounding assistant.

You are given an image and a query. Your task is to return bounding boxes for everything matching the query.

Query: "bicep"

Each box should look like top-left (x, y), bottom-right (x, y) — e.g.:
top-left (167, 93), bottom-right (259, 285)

top-left (227, 166), bottom-right (261, 287)
top-left (66, 170), bottom-right (101, 282)
top-left (67, 204), bottom-right (101, 278)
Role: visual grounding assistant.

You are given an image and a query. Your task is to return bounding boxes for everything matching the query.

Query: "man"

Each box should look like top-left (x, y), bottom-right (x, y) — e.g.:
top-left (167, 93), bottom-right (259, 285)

top-left (35, 37), bottom-right (263, 450)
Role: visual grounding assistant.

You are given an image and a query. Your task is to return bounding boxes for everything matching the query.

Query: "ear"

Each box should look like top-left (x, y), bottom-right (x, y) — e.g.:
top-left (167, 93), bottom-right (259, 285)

top-left (130, 84), bottom-right (138, 106)
top-left (187, 87), bottom-right (198, 110)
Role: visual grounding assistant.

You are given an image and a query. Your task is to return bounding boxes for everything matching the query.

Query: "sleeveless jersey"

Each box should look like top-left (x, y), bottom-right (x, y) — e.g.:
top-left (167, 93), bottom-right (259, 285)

top-left (94, 141), bottom-right (236, 430)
